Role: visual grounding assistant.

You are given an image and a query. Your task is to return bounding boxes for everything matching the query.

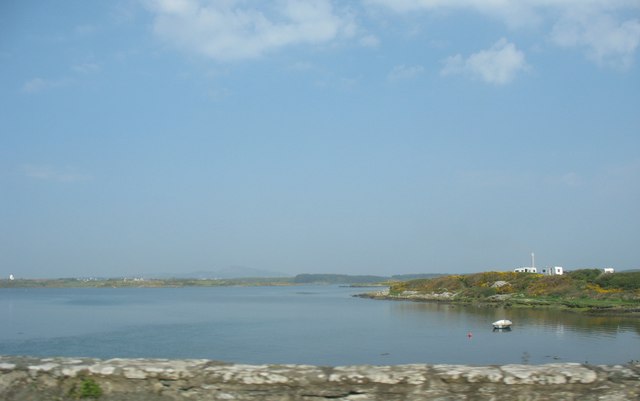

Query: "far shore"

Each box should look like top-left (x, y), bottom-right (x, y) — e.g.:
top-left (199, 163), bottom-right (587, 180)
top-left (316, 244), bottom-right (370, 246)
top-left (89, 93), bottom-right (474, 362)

top-left (355, 290), bottom-right (640, 317)
top-left (0, 278), bottom-right (296, 289)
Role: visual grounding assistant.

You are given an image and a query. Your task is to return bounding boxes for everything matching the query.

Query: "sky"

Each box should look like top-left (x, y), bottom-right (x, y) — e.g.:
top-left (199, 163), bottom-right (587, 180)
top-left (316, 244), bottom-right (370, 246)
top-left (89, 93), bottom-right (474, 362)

top-left (1, 0), bottom-right (639, 279)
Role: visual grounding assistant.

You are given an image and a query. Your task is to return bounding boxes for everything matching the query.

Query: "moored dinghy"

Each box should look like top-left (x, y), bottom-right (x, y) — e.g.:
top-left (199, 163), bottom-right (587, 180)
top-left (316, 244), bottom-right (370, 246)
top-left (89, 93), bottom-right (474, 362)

top-left (492, 319), bottom-right (513, 329)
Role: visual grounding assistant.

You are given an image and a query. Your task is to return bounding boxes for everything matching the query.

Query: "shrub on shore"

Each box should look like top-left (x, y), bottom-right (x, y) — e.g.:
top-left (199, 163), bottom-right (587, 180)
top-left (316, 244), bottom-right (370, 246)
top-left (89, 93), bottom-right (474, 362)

top-left (388, 270), bottom-right (640, 304)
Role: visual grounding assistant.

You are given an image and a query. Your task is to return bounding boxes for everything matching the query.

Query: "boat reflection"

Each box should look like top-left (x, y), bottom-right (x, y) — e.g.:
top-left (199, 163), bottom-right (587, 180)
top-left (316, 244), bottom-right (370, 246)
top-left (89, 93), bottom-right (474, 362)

top-left (389, 301), bottom-right (640, 337)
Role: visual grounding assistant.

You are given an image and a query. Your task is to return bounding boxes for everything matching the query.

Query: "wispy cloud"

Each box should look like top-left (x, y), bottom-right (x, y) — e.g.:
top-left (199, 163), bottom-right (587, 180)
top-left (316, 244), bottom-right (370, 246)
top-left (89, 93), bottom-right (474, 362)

top-left (22, 62), bottom-right (100, 94)
top-left (359, 34), bottom-right (380, 48)
top-left (441, 38), bottom-right (527, 85)
top-left (289, 61), bottom-right (317, 71)
top-left (367, 0), bottom-right (640, 69)
top-left (111, 2), bottom-right (138, 24)
top-left (23, 165), bottom-right (93, 183)
top-left (144, 0), bottom-right (356, 61)
top-left (388, 64), bottom-right (425, 81)
top-left (551, 11), bottom-right (640, 70)
top-left (21, 78), bottom-right (68, 94)
top-left (72, 62), bottom-right (101, 74)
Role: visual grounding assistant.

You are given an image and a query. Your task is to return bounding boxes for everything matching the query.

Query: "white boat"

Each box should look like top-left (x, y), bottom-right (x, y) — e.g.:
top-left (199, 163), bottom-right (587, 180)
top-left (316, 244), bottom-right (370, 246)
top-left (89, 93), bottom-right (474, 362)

top-left (492, 319), bottom-right (512, 329)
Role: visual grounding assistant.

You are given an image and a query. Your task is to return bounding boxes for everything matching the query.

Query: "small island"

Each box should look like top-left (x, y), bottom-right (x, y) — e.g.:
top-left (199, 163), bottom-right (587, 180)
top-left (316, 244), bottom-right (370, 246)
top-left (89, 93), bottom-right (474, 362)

top-left (357, 269), bottom-right (640, 316)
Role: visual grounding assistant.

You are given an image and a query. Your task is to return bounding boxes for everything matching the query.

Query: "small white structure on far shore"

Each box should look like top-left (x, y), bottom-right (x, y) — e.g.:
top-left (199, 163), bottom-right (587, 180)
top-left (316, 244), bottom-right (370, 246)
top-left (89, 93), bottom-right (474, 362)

top-left (9, 274), bottom-right (14, 281)
top-left (513, 253), bottom-right (564, 275)
top-left (603, 268), bottom-right (615, 274)
top-left (514, 252), bottom-right (538, 273)
top-left (541, 266), bottom-right (564, 275)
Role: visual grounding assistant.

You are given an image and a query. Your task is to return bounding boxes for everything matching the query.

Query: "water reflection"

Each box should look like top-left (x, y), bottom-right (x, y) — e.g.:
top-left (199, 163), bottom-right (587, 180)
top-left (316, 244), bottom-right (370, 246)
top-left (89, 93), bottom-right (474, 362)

top-left (390, 301), bottom-right (640, 337)
top-left (384, 301), bottom-right (640, 365)
top-left (1, 287), bottom-right (638, 365)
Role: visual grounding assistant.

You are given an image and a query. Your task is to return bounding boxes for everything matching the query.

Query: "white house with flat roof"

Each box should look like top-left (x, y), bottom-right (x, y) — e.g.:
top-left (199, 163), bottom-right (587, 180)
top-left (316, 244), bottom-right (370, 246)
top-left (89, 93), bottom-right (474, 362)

top-left (514, 252), bottom-right (538, 273)
top-left (541, 266), bottom-right (564, 275)
top-left (514, 267), bottom-right (538, 273)
top-left (513, 253), bottom-right (563, 275)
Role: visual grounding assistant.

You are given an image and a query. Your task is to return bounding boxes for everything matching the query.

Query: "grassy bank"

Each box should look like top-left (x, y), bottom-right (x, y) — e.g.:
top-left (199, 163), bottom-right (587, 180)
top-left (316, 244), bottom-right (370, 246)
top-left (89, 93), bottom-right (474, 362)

top-left (363, 270), bottom-right (640, 314)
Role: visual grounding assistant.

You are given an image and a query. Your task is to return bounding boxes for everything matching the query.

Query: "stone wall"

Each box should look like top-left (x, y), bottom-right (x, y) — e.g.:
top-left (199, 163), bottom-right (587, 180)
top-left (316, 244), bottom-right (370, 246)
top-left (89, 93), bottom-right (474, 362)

top-left (1, 356), bottom-right (639, 401)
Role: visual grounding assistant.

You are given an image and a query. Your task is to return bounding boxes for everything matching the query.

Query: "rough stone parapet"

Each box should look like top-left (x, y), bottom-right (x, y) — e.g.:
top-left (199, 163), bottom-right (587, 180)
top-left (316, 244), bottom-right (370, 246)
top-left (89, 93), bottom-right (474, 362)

top-left (1, 355), bottom-right (639, 400)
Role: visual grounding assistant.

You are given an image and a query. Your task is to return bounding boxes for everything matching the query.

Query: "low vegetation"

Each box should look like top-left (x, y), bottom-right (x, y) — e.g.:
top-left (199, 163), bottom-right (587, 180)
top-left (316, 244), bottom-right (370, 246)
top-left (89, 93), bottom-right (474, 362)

top-left (0, 277), bottom-right (295, 288)
top-left (69, 377), bottom-right (102, 399)
top-left (383, 270), bottom-right (640, 312)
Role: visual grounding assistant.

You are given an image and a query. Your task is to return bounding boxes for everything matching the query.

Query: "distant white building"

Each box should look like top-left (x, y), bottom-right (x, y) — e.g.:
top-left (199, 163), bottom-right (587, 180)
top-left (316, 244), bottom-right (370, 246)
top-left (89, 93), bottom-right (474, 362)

top-left (514, 253), bottom-right (564, 275)
top-left (514, 252), bottom-right (538, 273)
top-left (9, 274), bottom-right (14, 281)
top-left (541, 266), bottom-right (564, 276)
top-left (603, 268), bottom-right (615, 274)
top-left (514, 267), bottom-right (537, 273)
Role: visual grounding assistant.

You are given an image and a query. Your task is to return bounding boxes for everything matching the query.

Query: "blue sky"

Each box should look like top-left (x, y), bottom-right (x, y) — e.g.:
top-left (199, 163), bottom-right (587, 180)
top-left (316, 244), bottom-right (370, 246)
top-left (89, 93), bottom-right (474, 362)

top-left (1, 0), bottom-right (639, 278)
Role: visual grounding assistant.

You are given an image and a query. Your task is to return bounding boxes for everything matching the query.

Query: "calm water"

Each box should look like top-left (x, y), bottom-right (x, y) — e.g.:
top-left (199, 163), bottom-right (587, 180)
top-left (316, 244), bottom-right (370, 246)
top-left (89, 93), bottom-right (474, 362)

top-left (1, 286), bottom-right (638, 365)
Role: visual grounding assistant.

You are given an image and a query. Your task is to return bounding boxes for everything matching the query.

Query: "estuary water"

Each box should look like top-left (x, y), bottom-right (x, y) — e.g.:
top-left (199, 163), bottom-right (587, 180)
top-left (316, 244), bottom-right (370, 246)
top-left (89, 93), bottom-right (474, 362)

top-left (1, 285), bottom-right (638, 366)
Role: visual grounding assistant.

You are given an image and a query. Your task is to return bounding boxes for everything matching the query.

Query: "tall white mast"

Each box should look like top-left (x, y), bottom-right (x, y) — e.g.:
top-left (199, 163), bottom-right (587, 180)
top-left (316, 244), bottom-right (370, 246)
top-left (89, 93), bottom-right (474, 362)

top-left (531, 252), bottom-right (535, 269)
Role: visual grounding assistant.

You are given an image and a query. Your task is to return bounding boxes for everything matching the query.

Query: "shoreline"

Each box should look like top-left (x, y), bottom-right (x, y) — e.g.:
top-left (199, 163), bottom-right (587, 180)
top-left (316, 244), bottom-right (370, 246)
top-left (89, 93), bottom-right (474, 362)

top-left (354, 291), bottom-right (640, 317)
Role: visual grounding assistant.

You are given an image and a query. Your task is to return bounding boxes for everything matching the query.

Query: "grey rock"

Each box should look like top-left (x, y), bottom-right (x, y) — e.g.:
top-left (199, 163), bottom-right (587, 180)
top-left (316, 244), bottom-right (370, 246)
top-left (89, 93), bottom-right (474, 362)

top-left (0, 355), bottom-right (638, 401)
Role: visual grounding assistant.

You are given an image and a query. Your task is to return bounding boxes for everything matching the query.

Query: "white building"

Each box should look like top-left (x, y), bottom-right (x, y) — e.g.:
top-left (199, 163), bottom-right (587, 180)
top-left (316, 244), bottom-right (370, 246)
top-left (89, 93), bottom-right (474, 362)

top-left (9, 274), bottom-right (14, 281)
top-left (603, 268), bottom-right (615, 274)
top-left (513, 253), bottom-right (564, 275)
top-left (541, 266), bottom-right (564, 275)
top-left (514, 267), bottom-right (537, 273)
top-left (514, 252), bottom-right (538, 273)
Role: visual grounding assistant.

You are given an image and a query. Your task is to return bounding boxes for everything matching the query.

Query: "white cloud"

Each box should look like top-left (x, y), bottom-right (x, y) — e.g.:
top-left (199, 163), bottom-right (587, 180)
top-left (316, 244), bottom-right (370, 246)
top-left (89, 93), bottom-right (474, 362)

top-left (551, 12), bottom-right (640, 70)
top-left (365, 0), bottom-right (541, 27)
top-left (359, 34), bottom-right (380, 47)
top-left (367, 0), bottom-right (640, 68)
top-left (365, 1), bottom-right (638, 19)
top-left (289, 61), bottom-right (316, 71)
top-left (144, 0), bottom-right (356, 61)
top-left (388, 64), bottom-right (425, 81)
top-left (23, 165), bottom-right (93, 183)
top-left (441, 38), bottom-right (527, 84)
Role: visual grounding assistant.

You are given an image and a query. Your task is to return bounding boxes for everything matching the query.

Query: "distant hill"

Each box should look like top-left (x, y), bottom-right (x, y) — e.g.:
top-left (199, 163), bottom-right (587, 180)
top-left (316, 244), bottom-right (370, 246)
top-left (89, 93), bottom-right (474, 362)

top-left (292, 273), bottom-right (450, 284)
top-left (150, 266), bottom-right (289, 280)
top-left (293, 274), bottom-right (388, 284)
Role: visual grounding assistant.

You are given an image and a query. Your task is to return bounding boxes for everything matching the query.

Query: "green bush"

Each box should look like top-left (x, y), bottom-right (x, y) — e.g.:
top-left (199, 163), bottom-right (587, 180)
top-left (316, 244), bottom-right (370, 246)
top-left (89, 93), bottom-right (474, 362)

top-left (523, 275), bottom-right (569, 296)
top-left (388, 271), bottom-right (640, 303)
top-left (69, 377), bottom-right (103, 399)
top-left (567, 269), bottom-right (602, 283)
top-left (595, 272), bottom-right (640, 291)
top-left (462, 286), bottom-right (497, 298)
